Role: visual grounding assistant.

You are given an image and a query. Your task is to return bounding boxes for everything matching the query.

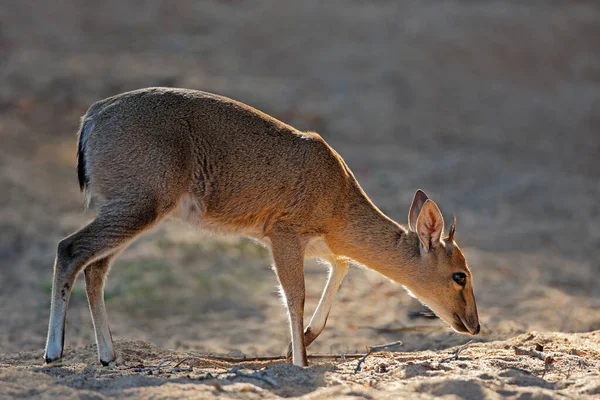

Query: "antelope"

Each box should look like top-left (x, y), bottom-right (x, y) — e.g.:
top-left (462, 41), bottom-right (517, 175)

top-left (44, 87), bottom-right (480, 367)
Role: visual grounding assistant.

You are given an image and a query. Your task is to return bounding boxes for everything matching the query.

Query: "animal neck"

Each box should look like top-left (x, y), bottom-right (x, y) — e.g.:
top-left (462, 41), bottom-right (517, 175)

top-left (328, 186), bottom-right (420, 283)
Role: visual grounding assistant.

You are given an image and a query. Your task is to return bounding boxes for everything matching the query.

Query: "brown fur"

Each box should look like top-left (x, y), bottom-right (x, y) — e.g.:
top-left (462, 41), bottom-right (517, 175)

top-left (44, 87), bottom-right (479, 367)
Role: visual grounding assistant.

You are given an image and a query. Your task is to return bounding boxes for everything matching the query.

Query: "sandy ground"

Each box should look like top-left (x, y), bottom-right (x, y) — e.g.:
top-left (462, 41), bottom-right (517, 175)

top-left (2, 332), bottom-right (600, 399)
top-left (0, 0), bottom-right (599, 398)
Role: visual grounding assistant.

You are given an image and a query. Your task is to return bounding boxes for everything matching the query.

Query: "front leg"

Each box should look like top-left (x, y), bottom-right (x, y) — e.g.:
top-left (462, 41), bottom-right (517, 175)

top-left (270, 230), bottom-right (308, 367)
top-left (287, 258), bottom-right (348, 357)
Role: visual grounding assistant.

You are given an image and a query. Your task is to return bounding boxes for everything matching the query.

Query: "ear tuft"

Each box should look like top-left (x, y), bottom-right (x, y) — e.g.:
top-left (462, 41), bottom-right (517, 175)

top-left (416, 200), bottom-right (444, 251)
top-left (408, 189), bottom-right (429, 231)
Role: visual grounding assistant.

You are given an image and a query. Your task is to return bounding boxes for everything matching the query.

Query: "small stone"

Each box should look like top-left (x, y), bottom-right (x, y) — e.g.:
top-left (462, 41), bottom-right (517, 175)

top-left (535, 343), bottom-right (544, 352)
top-left (524, 333), bottom-right (535, 341)
top-left (569, 349), bottom-right (586, 357)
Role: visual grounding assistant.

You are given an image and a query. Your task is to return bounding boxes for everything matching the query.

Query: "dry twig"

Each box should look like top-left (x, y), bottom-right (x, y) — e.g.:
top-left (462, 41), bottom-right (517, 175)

top-left (143, 352), bottom-right (366, 375)
top-left (188, 352), bottom-right (364, 363)
top-left (513, 346), bottom-right (554, 364)
top-left (188, 353), bottom-right (285, 362)
top-left (148, 359), bottom-right (279, 387)
top-left (216, 367), bottom-right (279, 387)
top-left (170, 357), bottom-right (195, 372)
top-left (365, 325), bottom-right (446, 334)
top-left (154, 357), bottom-right (189, 371)
top-left (354, 340), bottom-right (403, 373)
top-left (441, 340), bottom-right (473, 363)
top-left (139, 349), bottom-right (383, 380)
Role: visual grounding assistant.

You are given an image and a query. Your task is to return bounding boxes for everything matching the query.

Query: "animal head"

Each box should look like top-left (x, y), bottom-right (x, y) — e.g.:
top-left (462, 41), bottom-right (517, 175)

top-left (404, 189), bottom-right (480, 335)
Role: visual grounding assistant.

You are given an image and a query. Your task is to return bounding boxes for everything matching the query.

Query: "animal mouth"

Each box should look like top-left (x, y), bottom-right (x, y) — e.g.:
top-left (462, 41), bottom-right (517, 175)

top-left (453, 313), bottom-right (478, 335)
top-left (452, 315), bottom-right (469, 333)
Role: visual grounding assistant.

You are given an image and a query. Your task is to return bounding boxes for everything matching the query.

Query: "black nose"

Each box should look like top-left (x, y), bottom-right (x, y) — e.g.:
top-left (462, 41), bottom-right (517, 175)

top-left (473, 324), bottom-right (481, 335)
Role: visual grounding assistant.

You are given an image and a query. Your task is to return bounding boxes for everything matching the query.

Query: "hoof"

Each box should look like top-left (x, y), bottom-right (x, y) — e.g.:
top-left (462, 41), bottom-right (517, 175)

top-left (100, 357), bottom-right (117, 367)
top-left (292, 359), bottom-right (309, 368)
top-left (100, 353), bottom-right (117, 367)
top-left (44, 356), bottom-right (63, 366)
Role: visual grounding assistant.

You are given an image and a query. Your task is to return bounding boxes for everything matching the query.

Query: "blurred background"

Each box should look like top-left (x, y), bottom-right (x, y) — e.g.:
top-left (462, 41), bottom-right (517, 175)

top-left (0, 1), bottom-right (599, 358)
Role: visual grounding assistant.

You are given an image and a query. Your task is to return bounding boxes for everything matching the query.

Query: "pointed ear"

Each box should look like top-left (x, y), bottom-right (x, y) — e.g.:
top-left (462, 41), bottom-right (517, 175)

top-left (408, 189), bottom-right (429, 231)
top-left (416, 199), bottom-right (444, 251)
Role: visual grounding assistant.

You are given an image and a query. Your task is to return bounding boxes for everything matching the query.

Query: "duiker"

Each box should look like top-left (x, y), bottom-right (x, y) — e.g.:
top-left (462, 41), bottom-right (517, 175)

top-left (45, 87), bottom-right (479, 367)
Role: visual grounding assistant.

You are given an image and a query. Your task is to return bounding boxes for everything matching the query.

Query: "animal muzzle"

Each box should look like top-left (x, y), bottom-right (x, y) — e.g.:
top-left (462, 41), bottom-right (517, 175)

top-left (453, 313), bottom-right (480, 335)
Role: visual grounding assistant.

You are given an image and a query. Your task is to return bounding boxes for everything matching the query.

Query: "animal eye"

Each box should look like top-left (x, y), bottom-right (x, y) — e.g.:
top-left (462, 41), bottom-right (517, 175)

top-left (452, 272), bottom-right (467, 286)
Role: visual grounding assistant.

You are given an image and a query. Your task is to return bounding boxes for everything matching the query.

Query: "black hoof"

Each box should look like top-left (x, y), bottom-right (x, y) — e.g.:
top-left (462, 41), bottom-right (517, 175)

top-left (44, 355), bottom-right (61, 365)
top-left (100, 359), bottom-right (111, 367)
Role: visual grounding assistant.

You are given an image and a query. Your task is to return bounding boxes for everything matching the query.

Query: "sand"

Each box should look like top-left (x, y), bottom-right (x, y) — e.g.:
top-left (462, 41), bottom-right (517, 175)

top-left (2, 332), bottom-right (600, 399)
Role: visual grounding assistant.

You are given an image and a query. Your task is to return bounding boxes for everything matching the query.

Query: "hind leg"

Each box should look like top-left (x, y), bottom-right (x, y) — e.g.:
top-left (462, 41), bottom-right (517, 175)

top-left (44, 201), bottom-right (165, 364)
top-left (84, 254), bottom-right (117, 365)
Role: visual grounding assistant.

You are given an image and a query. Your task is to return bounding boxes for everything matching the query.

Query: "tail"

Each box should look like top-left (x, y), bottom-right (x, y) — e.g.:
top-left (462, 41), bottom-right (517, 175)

top-left (76, 117), bottom-right (94, 202)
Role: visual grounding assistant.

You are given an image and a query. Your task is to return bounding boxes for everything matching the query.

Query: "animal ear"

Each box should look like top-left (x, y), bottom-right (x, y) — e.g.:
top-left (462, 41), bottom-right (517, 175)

top-left (416, 199), bottom-right (445, 251)
top-left (408, 189), bottom-right (429, 231)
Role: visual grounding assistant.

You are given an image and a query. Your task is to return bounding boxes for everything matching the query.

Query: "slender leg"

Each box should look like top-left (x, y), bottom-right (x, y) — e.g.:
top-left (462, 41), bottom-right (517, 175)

top-left (287, 258), bottom-right (348, 357)
top-left (44, 202), bottom-right (161, 364)
top-left (270, 231), bottom-right (308, 367)
top-left (84, 255), bottom-right (116, 365)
